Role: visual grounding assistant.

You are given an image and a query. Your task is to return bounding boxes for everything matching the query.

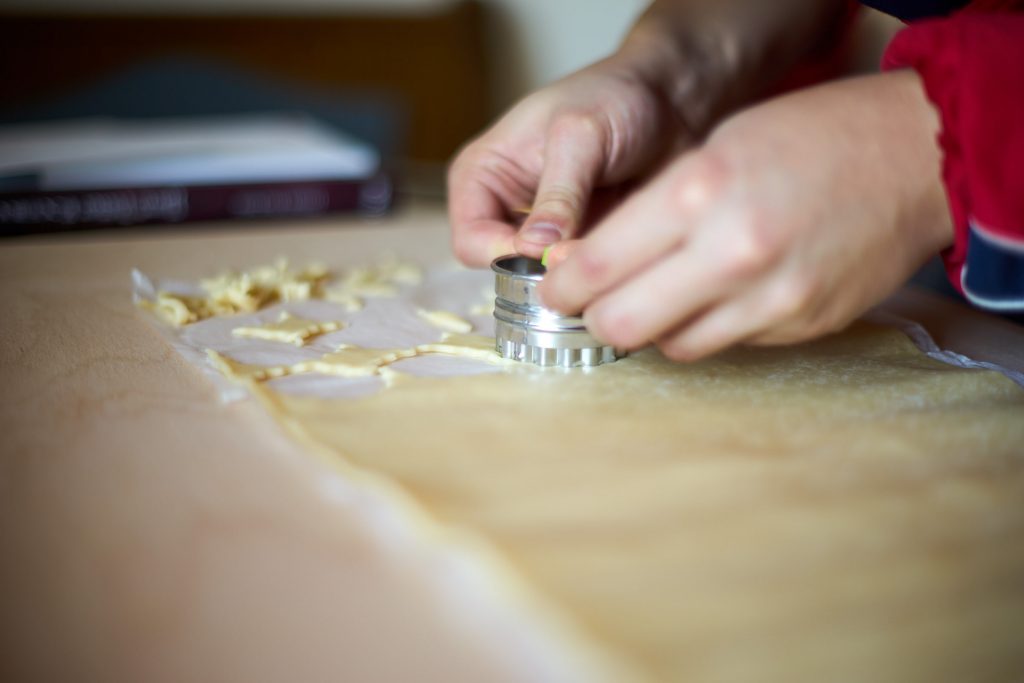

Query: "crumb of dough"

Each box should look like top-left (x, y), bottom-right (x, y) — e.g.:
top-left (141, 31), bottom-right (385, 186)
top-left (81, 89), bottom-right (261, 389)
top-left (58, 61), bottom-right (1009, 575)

top-left (231, 312), bottom-right (344, 346)
top-left (470, 285), bottom-right (495, 316)
top-left (469, 303), bottom-right (494, 316)
top-left (417, 309), bottom-right (474, 334)
top-left (323, 287), bottom-right (365, 312)
top-left (378, 366), bottom-right (411, 388)
top-left (377, 254), bottom-right (423, 285)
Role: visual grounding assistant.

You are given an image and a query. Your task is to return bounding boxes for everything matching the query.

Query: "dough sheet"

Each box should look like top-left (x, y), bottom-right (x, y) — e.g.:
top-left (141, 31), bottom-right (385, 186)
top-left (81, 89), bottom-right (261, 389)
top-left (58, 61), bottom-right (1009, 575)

top-left (134, 260), bottom-right (1024, 682)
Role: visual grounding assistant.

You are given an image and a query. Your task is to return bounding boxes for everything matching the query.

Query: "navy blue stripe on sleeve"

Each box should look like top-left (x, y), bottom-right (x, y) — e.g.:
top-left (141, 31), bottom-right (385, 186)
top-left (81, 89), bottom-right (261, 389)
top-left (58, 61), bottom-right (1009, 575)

top-left (860, 0), bottom-right (971, 20)
top-left (961, 222), bottom-right (1024, 312)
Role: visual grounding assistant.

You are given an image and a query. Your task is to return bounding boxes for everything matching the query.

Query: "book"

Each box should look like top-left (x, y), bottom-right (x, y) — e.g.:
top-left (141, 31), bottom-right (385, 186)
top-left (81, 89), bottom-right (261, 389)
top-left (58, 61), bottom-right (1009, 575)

top-left (0, 114), bottom-right (394, 235)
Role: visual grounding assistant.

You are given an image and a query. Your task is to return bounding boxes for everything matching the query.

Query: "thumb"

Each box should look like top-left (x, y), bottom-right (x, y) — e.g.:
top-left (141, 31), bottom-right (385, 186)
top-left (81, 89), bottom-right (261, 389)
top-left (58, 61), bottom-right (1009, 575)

top-left (515, 114), bottom-right (606, 258)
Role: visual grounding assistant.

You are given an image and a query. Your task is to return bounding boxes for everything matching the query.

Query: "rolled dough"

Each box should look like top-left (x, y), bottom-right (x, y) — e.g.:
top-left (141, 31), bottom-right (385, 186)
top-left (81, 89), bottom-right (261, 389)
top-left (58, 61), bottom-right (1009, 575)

top-left (221, 321), bottom-right (1024, 683)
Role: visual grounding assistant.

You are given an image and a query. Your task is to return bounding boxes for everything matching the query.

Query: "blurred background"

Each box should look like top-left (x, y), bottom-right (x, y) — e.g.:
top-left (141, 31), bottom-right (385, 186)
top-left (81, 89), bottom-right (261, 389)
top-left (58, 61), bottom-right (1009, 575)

top-left (0, 0), bottom-right (910, 237)
top-left (0, 0), bottom-right (649, 223)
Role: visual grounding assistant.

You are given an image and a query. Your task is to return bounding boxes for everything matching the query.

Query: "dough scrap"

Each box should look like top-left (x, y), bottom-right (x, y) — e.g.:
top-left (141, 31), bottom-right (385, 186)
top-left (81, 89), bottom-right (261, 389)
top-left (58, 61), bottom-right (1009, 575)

top-left (293, 345), bottom-right (420, 378)
top-left (416, 333), bottom-right (503, 363)
top-left (139, 292), bottom-right (213, 326)
top-left (417, 309), bottom-right (474, 334)
top-left (231, 312), bottom-right (343, 346)
top-left (470, 286), bottom-right (495, 315)
top-left (138, 256), bottom-right (421, 325)
top-left (206, 349), bottom-right (290, 382)
top-left (210, 333), bottom-right (504, 383)
top-left (200, 258), bottom-right (329, 312)
top-left (323, 256), bottom-right (423, 312)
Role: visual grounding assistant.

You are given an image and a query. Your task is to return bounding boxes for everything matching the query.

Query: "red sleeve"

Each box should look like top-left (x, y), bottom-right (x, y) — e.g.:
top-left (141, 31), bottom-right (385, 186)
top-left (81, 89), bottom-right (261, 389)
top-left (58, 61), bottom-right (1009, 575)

top-left (882, 9), bottom-right (1024, 311)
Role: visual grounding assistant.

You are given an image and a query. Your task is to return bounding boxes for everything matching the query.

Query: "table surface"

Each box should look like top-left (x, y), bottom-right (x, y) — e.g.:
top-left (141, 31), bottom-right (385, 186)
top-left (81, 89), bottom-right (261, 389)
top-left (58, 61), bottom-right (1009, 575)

top-left (2, 202), bottom-right (1022, 682)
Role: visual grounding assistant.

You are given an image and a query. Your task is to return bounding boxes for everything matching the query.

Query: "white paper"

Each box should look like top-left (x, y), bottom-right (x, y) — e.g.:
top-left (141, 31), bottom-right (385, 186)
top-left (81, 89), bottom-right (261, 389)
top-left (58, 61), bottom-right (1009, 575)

top-left (133, 265), bottom-right (500, 402)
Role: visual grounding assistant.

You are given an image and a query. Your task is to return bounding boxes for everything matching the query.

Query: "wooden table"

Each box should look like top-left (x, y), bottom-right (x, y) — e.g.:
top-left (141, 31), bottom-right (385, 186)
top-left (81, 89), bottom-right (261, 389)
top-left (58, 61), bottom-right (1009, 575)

top-left (2, 202), bottom-right (1022, 682)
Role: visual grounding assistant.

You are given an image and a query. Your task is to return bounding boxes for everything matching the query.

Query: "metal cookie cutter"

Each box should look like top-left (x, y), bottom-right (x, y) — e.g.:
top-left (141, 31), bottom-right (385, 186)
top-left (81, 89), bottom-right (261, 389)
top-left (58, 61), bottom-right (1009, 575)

top-left (491, 255), bottom-right (622, 367)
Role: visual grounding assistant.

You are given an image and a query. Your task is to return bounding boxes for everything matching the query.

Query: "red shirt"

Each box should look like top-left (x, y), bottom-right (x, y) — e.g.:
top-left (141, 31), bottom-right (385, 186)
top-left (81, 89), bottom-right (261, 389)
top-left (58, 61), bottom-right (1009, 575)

top-left (882, 1), bottom-right (1024, 311)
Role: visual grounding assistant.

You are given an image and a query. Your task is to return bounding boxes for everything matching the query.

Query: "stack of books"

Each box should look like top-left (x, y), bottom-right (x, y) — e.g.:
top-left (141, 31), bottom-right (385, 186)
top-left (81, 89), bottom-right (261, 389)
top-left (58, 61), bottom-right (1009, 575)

top-left (0, 114), bottom-right (393, 235)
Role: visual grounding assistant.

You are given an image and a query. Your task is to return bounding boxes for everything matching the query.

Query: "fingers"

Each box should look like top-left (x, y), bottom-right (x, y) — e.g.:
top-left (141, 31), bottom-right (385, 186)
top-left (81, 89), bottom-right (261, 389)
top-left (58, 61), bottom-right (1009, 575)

top-left (515, 113), bottom-right (608, 258)
top-left (448, 151), bottom-right (529, 267)
top-left (655, 285), bottom-right (791, 361)
top-left (579, 245), bottom-right (719, 350)
top-left (540, 149), bottom-right (731, 314)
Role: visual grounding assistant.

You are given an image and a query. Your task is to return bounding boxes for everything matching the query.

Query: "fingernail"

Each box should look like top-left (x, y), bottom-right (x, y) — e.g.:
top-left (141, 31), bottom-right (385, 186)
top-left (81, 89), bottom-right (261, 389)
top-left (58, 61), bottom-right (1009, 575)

top-left (544, 240), bottom-right (578, 269)
top-left (520, 224), bottom-right (562, 246)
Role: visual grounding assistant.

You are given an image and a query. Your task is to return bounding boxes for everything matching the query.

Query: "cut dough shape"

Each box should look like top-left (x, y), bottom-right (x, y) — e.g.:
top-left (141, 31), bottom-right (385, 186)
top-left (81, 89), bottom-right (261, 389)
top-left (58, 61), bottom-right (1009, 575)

top-left (293, 345), bottom-right (420, 378)
top-left (206, 349), bottom-right (290, 382)
top-left (209, 333), bottom-right (505, 385)
top-left (417, 309), bottom-right (474, 334)
top-left (231, 312), bottom-right (343, 346)
top-left (416, 333), bottom-right (503, 363)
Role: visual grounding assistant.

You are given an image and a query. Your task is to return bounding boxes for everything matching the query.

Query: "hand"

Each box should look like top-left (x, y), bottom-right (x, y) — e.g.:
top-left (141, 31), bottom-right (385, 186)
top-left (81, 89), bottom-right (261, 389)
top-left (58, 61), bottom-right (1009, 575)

top-left (447, 0), bottom-right (856, 269)
top-left (447, 58), bottom-right (686, 267)
top-left (539, 70), bottom-right (954, 360)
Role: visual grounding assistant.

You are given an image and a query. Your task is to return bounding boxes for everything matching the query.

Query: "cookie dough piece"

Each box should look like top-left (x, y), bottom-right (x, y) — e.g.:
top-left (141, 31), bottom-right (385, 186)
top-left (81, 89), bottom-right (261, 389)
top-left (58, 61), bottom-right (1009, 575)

top-left (231, 312), bottom-right (343, 346)
top-left (206, 349), bottom-right (290, 382)
top-left (294, 345), bottom-right (420, 378)
top-left (417, 309), bottom-right (474, 334)
top-left (323, 287), bottom-right (365, 313)
top-left (140, 292), bottom-right (213, 326)
top-left (470, 286), bottom-right (495, 316)
top-left (140, 259), bottom-right (330, 326)
top-left (416, 334), bottom-right (504, 363)
top-left (323, 256), bottom-right (423, 311)
top-left (201, 259), bottom-right (329, 314)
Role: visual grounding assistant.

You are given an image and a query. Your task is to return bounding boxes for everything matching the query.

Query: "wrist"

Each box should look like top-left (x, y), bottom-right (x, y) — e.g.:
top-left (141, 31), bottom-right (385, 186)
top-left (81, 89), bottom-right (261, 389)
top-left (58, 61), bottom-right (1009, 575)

top-left (889, 68), bottom-right (954, 252)
top-left (612, 0), bottom-right (854, 135)
top-left (611, 9), bottom-right (737, 135)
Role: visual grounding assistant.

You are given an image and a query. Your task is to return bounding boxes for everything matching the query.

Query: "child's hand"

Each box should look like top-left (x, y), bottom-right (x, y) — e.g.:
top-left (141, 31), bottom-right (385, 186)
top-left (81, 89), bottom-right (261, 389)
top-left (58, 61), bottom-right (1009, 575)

top-left (447, 60), bottom-right (688, 267)
top-left (539, 70), bottom-right (954, 360)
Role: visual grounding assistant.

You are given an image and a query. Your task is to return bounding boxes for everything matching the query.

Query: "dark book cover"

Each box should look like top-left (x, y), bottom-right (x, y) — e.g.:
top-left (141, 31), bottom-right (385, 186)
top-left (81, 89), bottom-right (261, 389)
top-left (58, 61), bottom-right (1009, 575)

top-left (0, 170), bottom-right (394, 236)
